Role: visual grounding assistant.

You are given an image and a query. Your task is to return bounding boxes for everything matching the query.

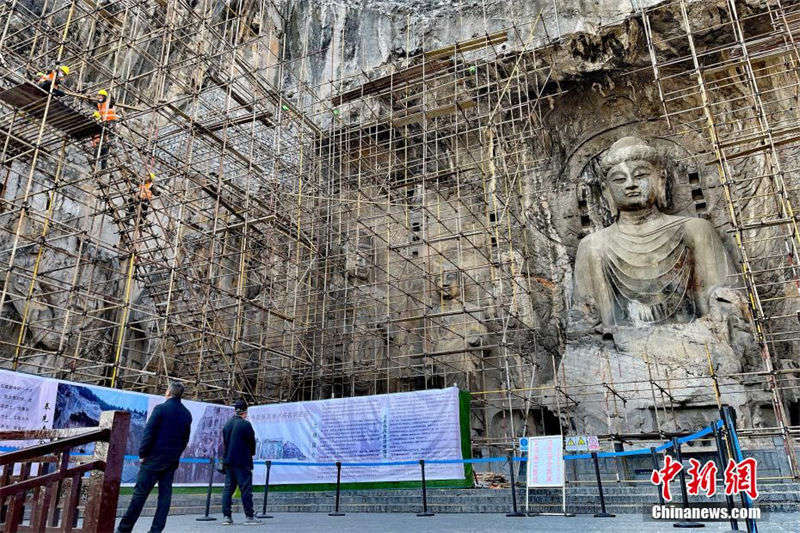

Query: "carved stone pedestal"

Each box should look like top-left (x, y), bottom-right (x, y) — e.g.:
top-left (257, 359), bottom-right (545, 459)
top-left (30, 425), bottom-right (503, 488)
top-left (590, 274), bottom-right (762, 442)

top-left (556, 318), bottom-right (760, 435)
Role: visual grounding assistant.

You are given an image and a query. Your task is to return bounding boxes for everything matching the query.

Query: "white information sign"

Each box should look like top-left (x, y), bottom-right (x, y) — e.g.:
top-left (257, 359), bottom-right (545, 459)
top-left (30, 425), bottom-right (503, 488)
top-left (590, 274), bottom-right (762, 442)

top-left (249, 387), bottom-right (464, 485)
top-left (526, 435), bottom-right (564, 488)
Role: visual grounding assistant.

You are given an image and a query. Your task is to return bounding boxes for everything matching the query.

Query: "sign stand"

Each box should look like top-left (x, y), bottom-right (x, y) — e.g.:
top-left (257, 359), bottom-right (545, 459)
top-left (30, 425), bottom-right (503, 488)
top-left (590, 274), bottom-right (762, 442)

top-left (523, 435), bottom-right (573, 517)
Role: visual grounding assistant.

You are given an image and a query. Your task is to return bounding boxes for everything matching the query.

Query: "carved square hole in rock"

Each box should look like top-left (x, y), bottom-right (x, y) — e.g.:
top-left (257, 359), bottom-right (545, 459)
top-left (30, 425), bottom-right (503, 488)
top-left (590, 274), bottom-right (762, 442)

top-left (695, 200), bottom-right (707, 212)
top-left (691, 187), bottom-right (704, 201)
top-left (688, 171), bottom-right (700, 184)
top-left (411, 249), bottom-right (418, 257)
top-left (412, 234), bottom-right (420, 242)
top-left (411, 221), bottom-right (421, 232)
top-left (489, 212), bottom-right (496, 222)
top-left (580, 214), bottom-right (591, 227)
top-left (577, 197), bottom-right (587, 209)
top-left (491, 236), bottom-right (497, 247)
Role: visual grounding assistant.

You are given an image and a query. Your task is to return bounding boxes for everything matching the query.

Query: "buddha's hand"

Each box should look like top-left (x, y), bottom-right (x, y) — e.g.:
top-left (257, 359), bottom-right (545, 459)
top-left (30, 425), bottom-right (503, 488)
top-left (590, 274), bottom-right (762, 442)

top-left (706, 285), bottom-right (749, 322)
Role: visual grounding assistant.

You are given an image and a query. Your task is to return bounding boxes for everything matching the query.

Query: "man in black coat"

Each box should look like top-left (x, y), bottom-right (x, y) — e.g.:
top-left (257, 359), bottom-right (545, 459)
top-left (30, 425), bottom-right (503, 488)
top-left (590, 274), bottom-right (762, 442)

top-left (221, 398), bottom-right (260, 525)
top-left (116, 382), bottom-right (192, 533)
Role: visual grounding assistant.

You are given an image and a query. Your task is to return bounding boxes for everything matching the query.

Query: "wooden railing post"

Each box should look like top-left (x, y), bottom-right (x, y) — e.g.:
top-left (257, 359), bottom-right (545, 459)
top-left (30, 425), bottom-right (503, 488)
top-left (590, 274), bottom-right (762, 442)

top-left (83, 410), bottom-right (130, 532)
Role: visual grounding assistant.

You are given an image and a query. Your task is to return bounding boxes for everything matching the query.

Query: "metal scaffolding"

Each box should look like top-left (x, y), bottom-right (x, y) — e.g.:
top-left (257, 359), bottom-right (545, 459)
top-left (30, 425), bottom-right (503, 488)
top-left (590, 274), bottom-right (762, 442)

top-left (636, 0), bottom-right (800, 478)
top-left (0, 0), bottom-right (798, 469)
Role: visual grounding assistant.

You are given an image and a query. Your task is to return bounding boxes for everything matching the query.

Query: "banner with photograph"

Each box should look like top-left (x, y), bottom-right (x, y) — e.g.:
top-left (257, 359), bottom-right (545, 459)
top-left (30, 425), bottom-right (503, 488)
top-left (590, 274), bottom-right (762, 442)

top-left (0, 369), bottom-right (230, 485)
top-left (147, 397), bottom-right (234, 484)
top-left (53, 381), bottom-right (152, 483)
top-left (0, 370), bottom-right (467, 487)
top-left (249, 387), bottom-right (463, 485)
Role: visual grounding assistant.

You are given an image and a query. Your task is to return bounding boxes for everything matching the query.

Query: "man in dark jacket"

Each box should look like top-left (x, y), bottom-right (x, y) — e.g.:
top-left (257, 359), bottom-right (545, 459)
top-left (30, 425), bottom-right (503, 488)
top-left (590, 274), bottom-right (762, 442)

top-left (221, 399), bottom-right (260, 525)
top-left (116, 382), bottom-right (192, 533)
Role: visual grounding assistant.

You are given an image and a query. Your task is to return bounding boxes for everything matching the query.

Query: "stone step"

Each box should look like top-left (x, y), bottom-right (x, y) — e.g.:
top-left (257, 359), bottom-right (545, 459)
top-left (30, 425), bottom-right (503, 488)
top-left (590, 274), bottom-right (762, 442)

top-left (121, 501), bottom-right (800, 517)
top-left (128, 483), bottom-right (800, 500)
top-left (118, 484), bottom-right (800, 518)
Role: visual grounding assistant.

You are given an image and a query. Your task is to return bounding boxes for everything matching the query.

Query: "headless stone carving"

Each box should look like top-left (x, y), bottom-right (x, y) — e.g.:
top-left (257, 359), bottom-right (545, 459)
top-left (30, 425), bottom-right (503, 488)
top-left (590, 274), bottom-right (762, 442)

top-left (556, 136), bottom-right (763, 434)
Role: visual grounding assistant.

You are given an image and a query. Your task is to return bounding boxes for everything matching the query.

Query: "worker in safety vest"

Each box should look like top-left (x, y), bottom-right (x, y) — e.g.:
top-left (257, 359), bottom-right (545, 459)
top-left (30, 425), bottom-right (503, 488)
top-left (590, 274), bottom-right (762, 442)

top-left (91, 90), bottom-right (119, 170)
top-left (127, 172), bottom-right (160, 221)
top-left (36, 65), bottom-right (69, 96)
top-left (93, 89), bottom-right (119, 122)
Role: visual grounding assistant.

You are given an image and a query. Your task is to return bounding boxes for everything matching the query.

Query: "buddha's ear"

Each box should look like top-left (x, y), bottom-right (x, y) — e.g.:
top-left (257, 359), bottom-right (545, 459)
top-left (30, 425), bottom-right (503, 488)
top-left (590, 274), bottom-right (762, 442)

top-left (656, 168), bottom-right (670, 210)
top-left (600, 181), bottom-right (618, 221)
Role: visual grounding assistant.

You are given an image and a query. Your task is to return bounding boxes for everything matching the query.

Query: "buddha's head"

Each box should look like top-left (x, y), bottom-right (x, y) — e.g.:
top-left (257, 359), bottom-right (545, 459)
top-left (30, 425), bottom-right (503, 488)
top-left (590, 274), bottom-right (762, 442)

top-left (600, 136), bottom-right (668, 215)
top-left (439, 270), bottom-right (460, 301)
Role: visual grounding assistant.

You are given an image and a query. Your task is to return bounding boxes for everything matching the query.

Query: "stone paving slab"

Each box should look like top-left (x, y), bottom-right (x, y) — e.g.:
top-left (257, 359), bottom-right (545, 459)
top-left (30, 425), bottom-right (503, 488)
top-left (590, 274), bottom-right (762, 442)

top-left (120, 511), bottom-right (800, 532)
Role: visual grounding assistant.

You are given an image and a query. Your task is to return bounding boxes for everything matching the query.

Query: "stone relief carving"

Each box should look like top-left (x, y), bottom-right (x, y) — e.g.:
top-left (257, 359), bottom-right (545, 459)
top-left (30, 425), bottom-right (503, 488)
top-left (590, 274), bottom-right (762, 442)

top-left (345, 234), bottom-right (373, 282)
top-left (438, 269), bottom-right (461, 301)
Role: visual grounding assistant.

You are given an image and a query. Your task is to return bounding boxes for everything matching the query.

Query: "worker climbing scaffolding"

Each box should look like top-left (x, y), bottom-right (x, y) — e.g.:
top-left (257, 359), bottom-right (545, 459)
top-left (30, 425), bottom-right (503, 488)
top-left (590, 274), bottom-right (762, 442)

top-left (91, 89), bottom-right (119, 170)
top-left (35, 65), bottom-right (69, 96)
top-left (127, 172), bottom-right (160, 223)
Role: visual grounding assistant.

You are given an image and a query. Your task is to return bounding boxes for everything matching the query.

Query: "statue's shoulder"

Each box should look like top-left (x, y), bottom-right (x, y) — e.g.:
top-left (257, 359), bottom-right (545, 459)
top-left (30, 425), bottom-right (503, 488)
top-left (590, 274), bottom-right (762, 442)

top-left (660, 215), bottom-right (720, 247)
top-left (576, 225), bottom-right (614, 256)
top-left (670, 214), bottom-right (717, 236)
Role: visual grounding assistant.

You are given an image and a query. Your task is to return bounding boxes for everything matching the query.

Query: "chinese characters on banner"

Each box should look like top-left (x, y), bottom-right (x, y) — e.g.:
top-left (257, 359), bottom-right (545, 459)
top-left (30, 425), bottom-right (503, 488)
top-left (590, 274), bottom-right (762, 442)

top-left (0, 369), bottom-right (57, 447)
top-left (0, 370), bottom-right (467, 486)
top-left (651, 455), bottom-right (758, 501)
top-left (0, 369), bottom-right (230, 485)
top-left (526, 435), bottom-right (564, 488)
top-left (248, 387), bottom-right (464, 485)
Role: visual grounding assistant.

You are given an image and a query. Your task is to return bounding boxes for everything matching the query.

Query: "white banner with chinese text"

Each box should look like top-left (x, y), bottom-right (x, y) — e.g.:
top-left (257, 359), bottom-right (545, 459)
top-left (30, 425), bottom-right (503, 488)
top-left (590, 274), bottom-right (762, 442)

top-left (249, 387), bottom-right (463, 484)
top-left (526, 435), bottom-right (564, 488)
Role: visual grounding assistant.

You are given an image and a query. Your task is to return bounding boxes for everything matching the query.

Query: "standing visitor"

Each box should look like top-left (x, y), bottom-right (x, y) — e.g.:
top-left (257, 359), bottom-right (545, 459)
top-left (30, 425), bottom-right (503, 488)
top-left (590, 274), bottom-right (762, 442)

top-left (116, 381), bottom-right (192, 533)
top-left (221, 399), bottom-right (260, 525)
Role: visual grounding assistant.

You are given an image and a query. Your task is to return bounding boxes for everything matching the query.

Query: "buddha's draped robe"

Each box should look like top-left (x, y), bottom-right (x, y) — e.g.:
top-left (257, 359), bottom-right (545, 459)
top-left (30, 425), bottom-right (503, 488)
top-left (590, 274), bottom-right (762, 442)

top-left (602, 217), bottom-right (694, 325)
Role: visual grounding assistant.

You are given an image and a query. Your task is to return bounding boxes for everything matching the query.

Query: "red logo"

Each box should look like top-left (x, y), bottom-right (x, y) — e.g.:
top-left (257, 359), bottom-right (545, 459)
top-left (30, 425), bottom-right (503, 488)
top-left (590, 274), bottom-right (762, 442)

top-left (651, 456), bottom-right (758, 501)
top-left (724, 458), bottom-right (758, 500)
top-left (686, 458), bottom-right (717, 497)
top-left (650, 455), bottom-right (683, 501)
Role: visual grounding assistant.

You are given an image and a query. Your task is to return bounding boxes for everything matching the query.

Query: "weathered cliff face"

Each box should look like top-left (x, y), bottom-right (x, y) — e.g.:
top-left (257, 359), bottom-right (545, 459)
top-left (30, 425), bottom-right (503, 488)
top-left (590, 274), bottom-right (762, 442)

top-left (317, 0), bottom-right (799, 444)
top-left (2, 0), bottom-right (796, 449)
top-left (279, 0), bottom-right (667, 99)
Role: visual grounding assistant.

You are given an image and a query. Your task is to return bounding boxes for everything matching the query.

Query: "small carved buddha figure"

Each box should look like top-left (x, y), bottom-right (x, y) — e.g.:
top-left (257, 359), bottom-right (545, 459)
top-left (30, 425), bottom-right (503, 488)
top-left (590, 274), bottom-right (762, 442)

top-left (573, 136), bottom-right (729, 330)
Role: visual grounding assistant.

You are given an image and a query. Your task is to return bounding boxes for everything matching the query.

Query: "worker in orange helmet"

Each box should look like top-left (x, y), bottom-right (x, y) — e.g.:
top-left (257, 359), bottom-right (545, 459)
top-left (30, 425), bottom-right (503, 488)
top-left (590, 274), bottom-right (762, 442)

top-left (36, 65), bottom-right (69, 97)
top-left (127, 172), bottom-right (160, 222)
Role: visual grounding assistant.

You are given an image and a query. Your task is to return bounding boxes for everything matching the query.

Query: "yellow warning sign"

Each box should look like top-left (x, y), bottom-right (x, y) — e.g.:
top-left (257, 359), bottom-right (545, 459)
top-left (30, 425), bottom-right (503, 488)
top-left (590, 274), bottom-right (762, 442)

top-left (565, 435), bottom-right (593, 452)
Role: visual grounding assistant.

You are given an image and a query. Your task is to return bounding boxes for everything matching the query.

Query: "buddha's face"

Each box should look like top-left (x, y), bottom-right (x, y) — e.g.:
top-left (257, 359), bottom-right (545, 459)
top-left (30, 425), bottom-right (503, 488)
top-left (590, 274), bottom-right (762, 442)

top-left (605, 159), bottom-right (661, 211)
top-left (440, 270), bottom-right (460, 301)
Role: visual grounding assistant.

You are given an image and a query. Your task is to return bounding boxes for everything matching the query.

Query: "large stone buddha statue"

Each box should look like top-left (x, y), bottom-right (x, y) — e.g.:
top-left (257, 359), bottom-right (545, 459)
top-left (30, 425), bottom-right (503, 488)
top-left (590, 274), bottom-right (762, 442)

top-left (557, 135), bottom-right (761, 434)
top-left (572, 136), bottom-right (729, 332)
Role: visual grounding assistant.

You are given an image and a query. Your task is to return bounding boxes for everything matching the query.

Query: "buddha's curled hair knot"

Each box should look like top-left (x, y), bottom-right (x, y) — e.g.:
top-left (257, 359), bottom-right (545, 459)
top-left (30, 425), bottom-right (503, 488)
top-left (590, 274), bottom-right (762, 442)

top-left (600, 135), bottom-right (666, 174)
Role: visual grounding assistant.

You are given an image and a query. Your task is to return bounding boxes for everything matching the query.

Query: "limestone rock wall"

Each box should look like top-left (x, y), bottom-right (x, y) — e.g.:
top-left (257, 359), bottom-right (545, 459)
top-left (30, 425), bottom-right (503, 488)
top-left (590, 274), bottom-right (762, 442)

top-left (2, 0), bottom-right (797, 448)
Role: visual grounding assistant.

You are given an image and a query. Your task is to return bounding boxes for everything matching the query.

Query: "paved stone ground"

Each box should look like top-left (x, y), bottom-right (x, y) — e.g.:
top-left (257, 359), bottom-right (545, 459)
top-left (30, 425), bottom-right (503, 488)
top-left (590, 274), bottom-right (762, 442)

top-left (120, 512), bottom-right (799, 532)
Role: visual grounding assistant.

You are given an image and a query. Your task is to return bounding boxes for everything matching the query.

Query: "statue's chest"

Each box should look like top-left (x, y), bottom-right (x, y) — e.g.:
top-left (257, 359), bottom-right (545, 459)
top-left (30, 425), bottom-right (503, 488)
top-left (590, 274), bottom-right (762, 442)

top-left (601, 222), bottom-right (694, 324)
